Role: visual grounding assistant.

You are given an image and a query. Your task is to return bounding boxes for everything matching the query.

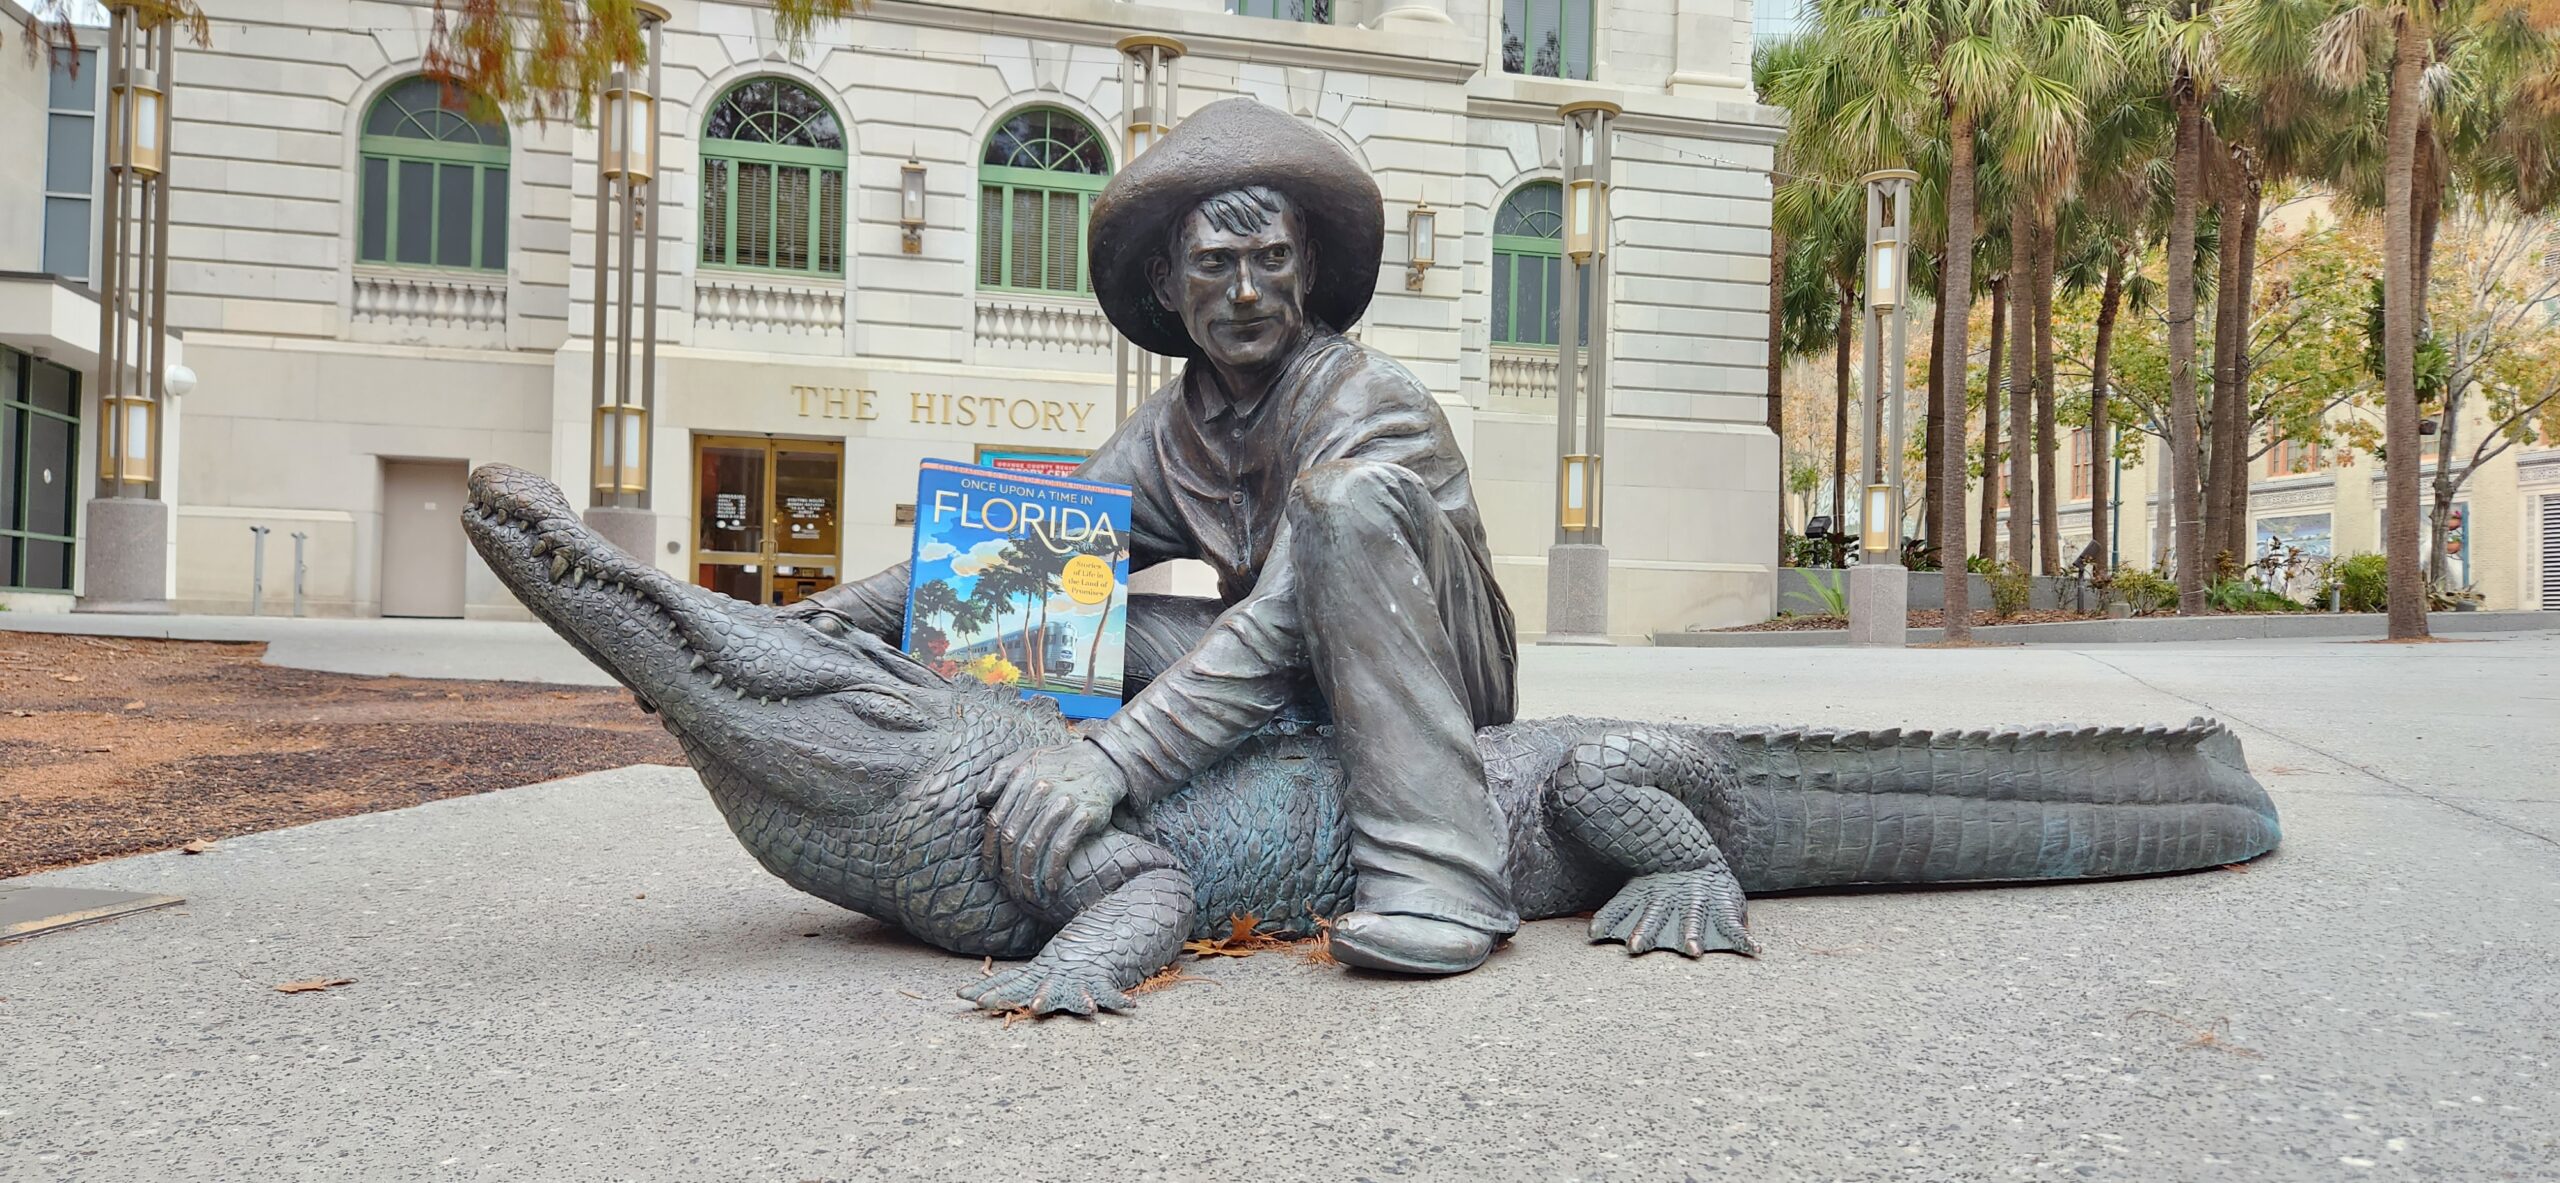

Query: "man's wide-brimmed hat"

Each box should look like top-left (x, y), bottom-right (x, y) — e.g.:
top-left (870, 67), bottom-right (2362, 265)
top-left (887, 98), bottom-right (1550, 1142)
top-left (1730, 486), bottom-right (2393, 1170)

top-left (1088, 98), bottom-right (1384, 359)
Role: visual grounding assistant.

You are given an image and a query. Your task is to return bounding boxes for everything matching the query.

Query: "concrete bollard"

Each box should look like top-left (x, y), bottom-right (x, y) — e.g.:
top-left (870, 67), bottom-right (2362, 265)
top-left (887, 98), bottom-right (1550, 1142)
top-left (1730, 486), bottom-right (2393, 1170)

top-left (248, 525), bottom-right (271, 616)
top-left (291, 532), bottom-right (309, 618)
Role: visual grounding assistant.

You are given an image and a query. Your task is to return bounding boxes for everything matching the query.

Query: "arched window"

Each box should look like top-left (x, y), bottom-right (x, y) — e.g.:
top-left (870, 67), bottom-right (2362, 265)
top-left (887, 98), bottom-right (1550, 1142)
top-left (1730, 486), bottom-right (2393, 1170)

top-left (1492, 181), bottom-right (1585, 347)
top-left (700, 78), bottom-right (847, 277)
top-left (359, 77), bottom-right (509, 271)
top-left (977, 107), bottom-right (1111, 294)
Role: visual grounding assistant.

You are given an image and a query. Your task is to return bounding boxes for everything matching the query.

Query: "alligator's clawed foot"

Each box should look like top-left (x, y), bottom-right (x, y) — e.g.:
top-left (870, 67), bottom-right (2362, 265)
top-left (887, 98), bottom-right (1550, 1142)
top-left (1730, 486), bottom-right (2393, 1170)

top-left (958, 959), bottom-right (1141, 1018)
top-left (1590, 867), bottom-right (1761, 957)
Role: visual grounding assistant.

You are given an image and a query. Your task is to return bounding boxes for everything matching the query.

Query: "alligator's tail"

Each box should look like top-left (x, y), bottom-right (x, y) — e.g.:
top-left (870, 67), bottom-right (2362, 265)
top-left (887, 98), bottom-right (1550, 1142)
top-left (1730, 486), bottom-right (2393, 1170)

top-left (1699, 718), bottom-right (2280, 892)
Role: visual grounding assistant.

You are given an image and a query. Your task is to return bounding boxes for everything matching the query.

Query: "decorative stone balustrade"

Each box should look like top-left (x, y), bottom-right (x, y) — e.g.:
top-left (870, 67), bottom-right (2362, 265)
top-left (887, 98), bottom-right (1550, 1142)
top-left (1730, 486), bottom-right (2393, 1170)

top-left (1489, 346), bottom-right (1586, 406)
top-left (974, 296), bottom-right (1114, 355)
top-left (694, 276), bottom-right (847, 336)
top-left (351, 269), bottom-right (507, 334)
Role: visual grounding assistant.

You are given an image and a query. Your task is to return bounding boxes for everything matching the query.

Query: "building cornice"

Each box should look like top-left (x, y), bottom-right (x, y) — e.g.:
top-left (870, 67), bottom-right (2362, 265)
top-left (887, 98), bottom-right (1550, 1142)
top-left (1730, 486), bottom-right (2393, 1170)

top-left (849, 0), bottom-right (1484, 83)
top-left (2517, 448), bottom-right (2560, 488)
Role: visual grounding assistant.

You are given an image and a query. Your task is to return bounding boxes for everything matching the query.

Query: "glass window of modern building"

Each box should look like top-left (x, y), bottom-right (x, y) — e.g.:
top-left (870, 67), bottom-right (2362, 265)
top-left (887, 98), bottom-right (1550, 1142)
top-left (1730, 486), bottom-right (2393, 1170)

top-left (1502, 0), bottom-right (1594, 80)
top-left (358, 77), bottom-right (511, 271)
top-left (976, 107), bottom-right (1112, 295)
top-left (43, 47), bottom-right (99, 279)
top-left (700, 77), bottom-right (848, 277)
top-left (0, 346), bottom-right (82, 593)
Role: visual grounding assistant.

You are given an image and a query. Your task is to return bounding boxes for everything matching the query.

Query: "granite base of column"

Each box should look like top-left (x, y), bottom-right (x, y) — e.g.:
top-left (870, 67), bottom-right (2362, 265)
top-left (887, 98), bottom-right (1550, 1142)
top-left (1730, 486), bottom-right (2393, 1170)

top-left (1846, 561), bottom-right (1908, 647)
top-left (1539, 542), bottom-right (1612, 646)
top-left (76, 496), bottom-right (173, 614)
top-left (582, 505), bottom-right (659, 563)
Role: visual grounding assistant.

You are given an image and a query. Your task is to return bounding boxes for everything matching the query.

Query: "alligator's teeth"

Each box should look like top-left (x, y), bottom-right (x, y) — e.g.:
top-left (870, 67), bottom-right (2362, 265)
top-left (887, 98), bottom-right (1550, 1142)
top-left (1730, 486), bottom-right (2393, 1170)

top-left (689, 654), bottom-right (706, 670)
top-left (531, 538), bottom-right (552, 556)
top-left (572, 565), bottom-right (590, 586)
top-left (550, 554), bottom-right (570, 580)
top-left (758, 696), bottom-right (772, 706)
top-left (708, 672), bottom-right (723, 687)
top-left (734, 688), bottom-right (747, 700)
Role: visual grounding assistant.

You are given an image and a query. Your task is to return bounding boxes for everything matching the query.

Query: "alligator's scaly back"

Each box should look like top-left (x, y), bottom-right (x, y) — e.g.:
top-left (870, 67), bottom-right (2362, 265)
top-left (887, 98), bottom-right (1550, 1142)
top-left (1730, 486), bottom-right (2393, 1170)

top-left (1704, 719), bottom-right (2279, 892)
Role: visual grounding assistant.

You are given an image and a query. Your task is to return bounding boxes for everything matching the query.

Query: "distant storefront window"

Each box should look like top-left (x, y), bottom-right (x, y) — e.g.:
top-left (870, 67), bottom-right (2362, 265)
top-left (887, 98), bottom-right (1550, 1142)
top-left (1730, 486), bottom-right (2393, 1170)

top-left (358, 77), bottom-right (510, 271)
top-left (1, 346), bottom-right (82, 592)
top-left (44, 48), bottom-right (98, 280)
top-left (977, 107), bottom-right (1111, 295)
top-left (700, 78), bottom-right (847, 278)
top-left (1503, 0), bottom-right (1595, 80)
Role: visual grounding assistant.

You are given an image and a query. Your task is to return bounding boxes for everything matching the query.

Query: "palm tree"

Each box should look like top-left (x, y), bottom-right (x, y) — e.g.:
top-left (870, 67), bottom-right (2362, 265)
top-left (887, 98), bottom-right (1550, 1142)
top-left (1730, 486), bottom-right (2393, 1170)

top-left (910, 579), bottom-right (965, 658)
top-left (2127, 0), bottom-right (2221, 611)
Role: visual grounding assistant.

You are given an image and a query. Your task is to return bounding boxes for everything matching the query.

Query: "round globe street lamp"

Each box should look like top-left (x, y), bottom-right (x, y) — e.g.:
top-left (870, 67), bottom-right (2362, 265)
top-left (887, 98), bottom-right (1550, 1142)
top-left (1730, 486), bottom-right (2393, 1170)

top-left (1847, 168), bottom-right (1918, 647)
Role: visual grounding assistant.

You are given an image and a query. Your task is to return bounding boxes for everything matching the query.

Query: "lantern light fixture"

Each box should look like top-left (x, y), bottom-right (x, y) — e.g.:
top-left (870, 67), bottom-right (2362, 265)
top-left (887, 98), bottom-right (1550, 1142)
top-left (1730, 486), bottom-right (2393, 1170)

top-left (900, 159), bottom-right (927, 253)
top-left (1861, 483), bottom-right (1897, 556)
top-left (1404, 201), bottom-right (1436, 289)
top-left (1565, 176), bottom-right (1608, 264)
top-left (600, 71), bottom-right (658, 182)
top-left (1866, 237), bottom-right (1904, 311)
top-left (114, 68), bottom-right (164, 176)
top-left (594, 405), bottom-right (650, 494)
top-left (1559, 453), bottom-right (1597, 531)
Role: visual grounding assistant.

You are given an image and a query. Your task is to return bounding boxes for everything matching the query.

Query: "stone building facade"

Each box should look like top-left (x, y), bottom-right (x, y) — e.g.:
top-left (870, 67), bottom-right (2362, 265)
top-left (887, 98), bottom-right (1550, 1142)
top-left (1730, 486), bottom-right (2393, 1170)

top-left (4, 0), bottom-right (1785, 638)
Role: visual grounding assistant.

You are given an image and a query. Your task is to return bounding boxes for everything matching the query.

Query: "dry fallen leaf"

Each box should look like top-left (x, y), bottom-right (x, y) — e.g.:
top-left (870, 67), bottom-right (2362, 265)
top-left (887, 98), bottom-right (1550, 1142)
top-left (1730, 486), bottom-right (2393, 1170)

top-left (81, 745), bottom-right (114, 754)
top-left (274, 978), bottom-right (356, 994)
top-left (1181, 913), bottom-right (1304, 960)
top-left (180, 839), bottom-right (216, 855)
top-left (54, 673), bottom-right (83, 683)
top-left (124, 701), bottom-right (146, 711)
top-left (632, 893), bottom-right (646, 900)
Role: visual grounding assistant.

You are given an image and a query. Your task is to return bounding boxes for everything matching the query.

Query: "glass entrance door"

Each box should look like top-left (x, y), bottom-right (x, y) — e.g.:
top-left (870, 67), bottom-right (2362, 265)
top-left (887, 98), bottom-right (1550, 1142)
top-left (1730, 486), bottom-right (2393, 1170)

top-left (692, 434), bottom-right (843, 606)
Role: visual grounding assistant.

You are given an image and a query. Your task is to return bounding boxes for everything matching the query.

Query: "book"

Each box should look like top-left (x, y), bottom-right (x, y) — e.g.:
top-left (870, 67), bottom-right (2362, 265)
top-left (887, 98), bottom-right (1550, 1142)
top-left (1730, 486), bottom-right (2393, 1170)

top-left (903, 459), bottom-right (1132, 720)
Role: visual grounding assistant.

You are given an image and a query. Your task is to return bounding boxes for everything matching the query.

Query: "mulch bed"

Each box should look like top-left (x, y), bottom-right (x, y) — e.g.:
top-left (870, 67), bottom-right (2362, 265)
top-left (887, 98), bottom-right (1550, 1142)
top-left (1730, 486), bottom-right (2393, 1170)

top-left (0, 633), bottom-right (683, 879)
top-left (1716, 608), bottom-right (2105, 633)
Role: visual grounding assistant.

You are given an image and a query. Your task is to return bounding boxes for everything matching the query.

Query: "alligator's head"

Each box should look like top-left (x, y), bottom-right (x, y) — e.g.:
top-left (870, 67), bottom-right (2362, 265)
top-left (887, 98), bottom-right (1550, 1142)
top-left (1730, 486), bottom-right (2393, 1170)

top-left (460, 464), bottom-right (968, 811)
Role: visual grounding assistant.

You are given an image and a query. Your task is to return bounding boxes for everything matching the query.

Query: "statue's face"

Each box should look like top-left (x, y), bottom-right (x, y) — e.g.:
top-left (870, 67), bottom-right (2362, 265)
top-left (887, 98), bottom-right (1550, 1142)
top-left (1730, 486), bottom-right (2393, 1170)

top-left (1152, 200), bottom-right (1309, 372)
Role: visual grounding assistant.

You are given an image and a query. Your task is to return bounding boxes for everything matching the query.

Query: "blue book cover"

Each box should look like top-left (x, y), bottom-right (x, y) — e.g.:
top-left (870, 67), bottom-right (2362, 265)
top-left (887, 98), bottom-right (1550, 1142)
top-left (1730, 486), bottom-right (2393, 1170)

top-left (903, 460), bottom-right (1132, 720)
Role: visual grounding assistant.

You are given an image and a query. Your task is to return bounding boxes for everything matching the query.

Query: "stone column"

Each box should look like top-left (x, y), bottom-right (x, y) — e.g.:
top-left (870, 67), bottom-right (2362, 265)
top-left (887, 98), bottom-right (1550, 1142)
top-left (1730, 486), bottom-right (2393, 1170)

top-left (1375, 0), bottom-right (1454, 26)
top-left (1666, 0), bottom-right (1743, 96)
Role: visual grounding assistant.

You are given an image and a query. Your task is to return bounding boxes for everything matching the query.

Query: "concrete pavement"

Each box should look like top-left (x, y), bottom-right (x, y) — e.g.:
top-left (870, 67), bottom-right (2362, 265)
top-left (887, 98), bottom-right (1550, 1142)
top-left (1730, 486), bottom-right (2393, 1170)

top-left (3, 635), bottom-right (2556, 1181)
top-left (0, 612), bottom-right (615, 685)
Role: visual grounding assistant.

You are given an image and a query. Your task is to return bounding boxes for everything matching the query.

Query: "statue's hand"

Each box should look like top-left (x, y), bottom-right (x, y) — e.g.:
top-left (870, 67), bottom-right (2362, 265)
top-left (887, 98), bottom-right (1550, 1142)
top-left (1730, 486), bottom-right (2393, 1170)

top-left (980, 740), bottom-right (1129, 903)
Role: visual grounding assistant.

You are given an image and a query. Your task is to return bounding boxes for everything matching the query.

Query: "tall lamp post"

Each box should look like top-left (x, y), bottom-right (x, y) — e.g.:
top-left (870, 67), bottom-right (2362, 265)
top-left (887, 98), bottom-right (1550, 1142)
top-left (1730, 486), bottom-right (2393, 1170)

top-left (585, 1), bottom-right (669, 561)
top-left (1541, 98), bottom-right (1619, 646)
top-left (79, 0), bottom-right (177, 614)
top-left (1846, 168), bottom-right (1915, 647)
top-left (1112, 34), bottom-right (1184, 426)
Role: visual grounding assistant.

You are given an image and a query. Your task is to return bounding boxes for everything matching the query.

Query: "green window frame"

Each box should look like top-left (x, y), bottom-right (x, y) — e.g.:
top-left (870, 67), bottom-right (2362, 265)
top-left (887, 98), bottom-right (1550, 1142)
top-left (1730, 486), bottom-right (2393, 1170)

top-left (976, 107), bottom-right (1112, 295)
top-left (1, 345), bottom-right (81, 592)
top-left (700, 77), bottom-right (848, 278)
top-left (358, 76), bottom-right (509, 271)
top-left (1492, 181), bottom-right (1588, 348)
top-left (1230, 0), bottom-right (1333, 20)
top-left (1502, 0), bottom-right (1595, 81)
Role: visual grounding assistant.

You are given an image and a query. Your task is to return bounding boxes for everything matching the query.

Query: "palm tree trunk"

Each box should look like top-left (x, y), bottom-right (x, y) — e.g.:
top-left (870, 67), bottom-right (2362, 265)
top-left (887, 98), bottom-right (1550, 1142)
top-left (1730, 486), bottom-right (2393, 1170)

top-left (2208, 173), bottom-right (2246, 579)
top-left (1768, 228), bottom-right (1788, 570)
top-left (2006, 197), bottom-right (2036, 571)
top-left (2090, 255), bottom-right (2124, 574)
top-left (2169, 66), bottom-right (2208, 614)
top-left (2225, 173), bottom-right (2262, 565)
top-left (2381, 8), bottom-right (2430, 639)
top-left (1080, 585), bottom-right (1114, 696)
top-left (1831, 289), bottom-right (1854, 568)
top-left (2428, 414), bottom-right (2459, 588)
top-left (1937, 108), bottom-right (1979, 641)
top-left (1979, 276), bottom-right (2007, 561)
top-left (2033, 216), bottom-right (2061, 575)
top-left (1923, 288), bottom-right (1948, 552)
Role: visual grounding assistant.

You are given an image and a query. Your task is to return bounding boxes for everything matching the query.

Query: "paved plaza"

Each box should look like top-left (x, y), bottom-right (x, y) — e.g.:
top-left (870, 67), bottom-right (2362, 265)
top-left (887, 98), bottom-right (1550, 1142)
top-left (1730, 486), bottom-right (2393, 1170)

top-left (3, 626), bottom-right (2556, 1181)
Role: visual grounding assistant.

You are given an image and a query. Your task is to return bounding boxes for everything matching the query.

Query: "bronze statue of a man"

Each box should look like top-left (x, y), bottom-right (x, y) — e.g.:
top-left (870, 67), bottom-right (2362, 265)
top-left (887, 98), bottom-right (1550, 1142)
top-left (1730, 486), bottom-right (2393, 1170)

top-left (800, 99), bottom-right (1519, 975)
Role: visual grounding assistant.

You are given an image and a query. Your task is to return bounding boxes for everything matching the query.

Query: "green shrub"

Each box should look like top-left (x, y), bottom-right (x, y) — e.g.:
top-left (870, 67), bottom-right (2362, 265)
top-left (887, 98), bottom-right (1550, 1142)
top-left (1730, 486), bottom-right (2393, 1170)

top-left (2207, 578), bottom-right (2305, 614)
top-left (1783, 570), bottom-right (1849, 617)
top-left (1963, 554), bottom-right (1999, 575)
top-left (1987, 563), bottom-right (2033, 619)
top-left (1780, 531), bottom-right (1833, 569)
top-left (2109, 566), bottom-right (2179, 615)
top-left (2321, 552), bottom-right (2389, 612)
